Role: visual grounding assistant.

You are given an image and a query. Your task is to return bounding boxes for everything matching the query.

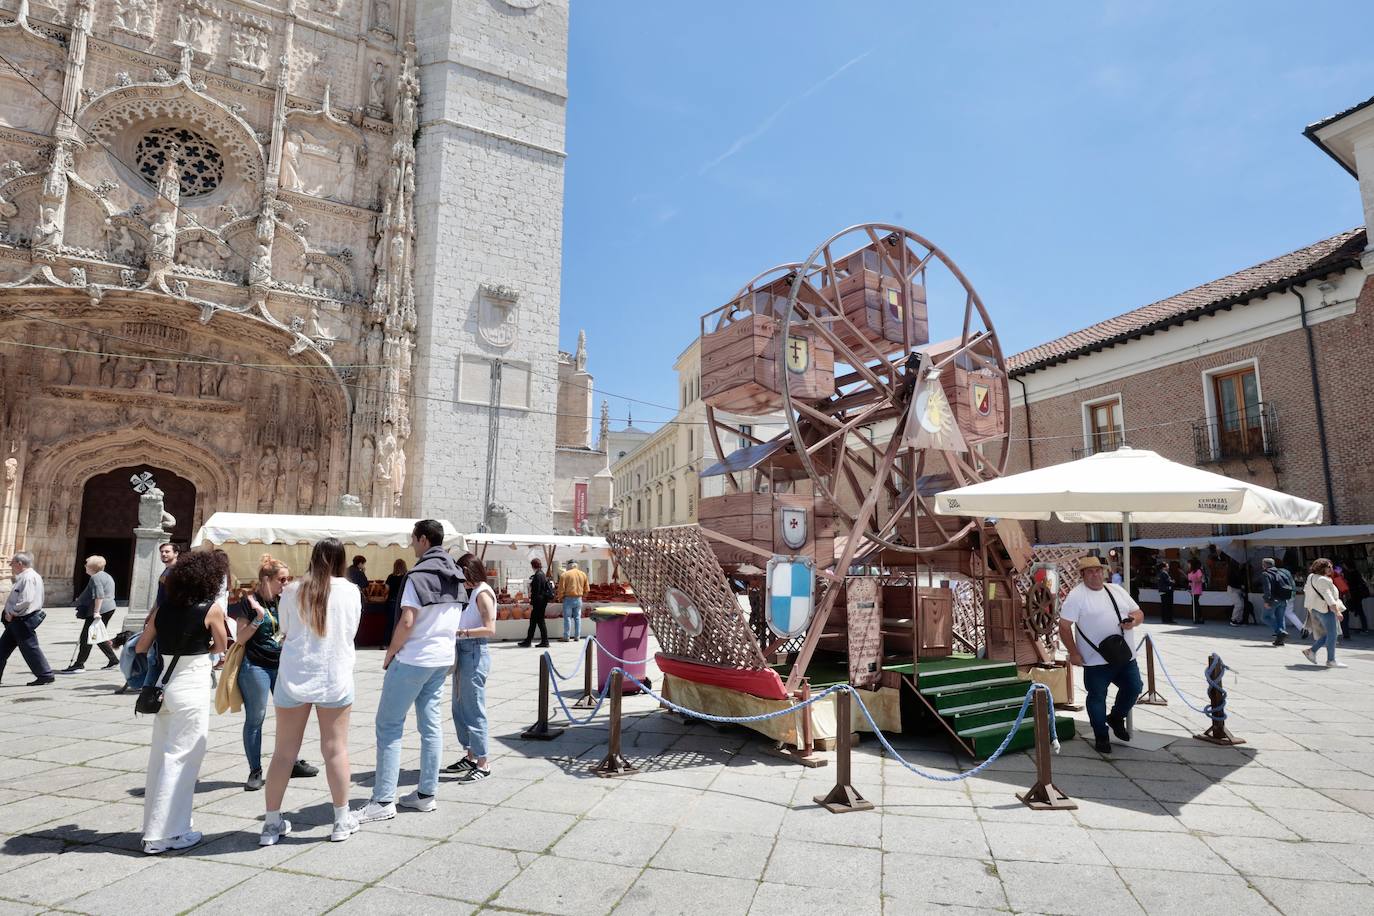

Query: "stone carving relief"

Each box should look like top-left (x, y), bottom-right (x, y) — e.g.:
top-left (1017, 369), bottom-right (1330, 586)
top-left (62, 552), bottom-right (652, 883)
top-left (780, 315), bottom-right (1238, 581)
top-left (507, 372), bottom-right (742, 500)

top-left (367, 61), bottom-right (388, 114)
top-left (371, 0), bottom-right (395, 35)
top-left (0, 27), bottom-right (64, 135)
top-left (114, 0), bottom-right (157, 36)
top-left (478, 282), bottom-right (519, 349)
top-left (175, 1), bottom-right (221, 56)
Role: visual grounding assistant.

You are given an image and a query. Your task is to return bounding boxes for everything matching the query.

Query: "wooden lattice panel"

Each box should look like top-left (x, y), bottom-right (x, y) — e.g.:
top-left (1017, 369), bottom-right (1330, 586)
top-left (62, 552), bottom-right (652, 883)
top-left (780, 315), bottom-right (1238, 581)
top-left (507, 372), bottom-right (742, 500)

top-left (607, 527), bottom-right (768, 670)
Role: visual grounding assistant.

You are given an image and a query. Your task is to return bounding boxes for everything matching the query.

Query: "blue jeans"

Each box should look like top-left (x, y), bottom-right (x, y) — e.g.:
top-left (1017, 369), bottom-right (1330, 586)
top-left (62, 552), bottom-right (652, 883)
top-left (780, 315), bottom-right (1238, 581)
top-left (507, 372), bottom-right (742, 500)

top-left (239, 659), bottom-right (276, 772)
top-left (1309, 610), bottom-right (1338, 663)
top-left (372, 660), bottom-right (449, 803)
top-left (452, 639), bottom-right (491, 760)
top-left (1267, 599), bottom-right (1291, 637)
top-left (1082, 658), bottom-right (1143, 740)
top-left (562, 597), bottom-right (582, 639)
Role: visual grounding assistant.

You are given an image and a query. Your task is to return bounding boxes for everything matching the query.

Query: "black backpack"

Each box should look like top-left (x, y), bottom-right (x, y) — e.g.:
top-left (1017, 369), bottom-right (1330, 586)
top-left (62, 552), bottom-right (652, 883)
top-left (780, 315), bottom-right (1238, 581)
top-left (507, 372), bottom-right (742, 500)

top-left (1266, 567), bottom-right (1295, 600)
top-left (536, 573), bottom-right (556, 602)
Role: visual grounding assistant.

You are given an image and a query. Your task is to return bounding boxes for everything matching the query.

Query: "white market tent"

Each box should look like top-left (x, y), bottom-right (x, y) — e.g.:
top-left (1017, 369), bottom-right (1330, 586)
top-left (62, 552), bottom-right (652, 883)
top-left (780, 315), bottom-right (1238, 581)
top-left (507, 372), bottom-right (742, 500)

top-left (465, 532), bottom-right (613, 564)
top-left (934, 448), bottom-right (1323, 594)
top-left (193, 512), bottom-right (463, 581)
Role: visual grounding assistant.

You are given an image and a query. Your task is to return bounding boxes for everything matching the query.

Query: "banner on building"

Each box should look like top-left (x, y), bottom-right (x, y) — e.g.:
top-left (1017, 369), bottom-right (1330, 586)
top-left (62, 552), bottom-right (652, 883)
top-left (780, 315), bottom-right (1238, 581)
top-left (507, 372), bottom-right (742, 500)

top-left (574, 482), bottom-right (588, 530)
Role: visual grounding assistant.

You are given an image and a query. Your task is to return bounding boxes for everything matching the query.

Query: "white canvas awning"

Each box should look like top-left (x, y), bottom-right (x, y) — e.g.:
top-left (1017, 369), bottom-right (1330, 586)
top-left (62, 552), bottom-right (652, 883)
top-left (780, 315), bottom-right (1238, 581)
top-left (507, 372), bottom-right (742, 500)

top-left (465, 533), bottom-right (612, 563)
top-left (1234, 525), bottom-right (1374, 548)
top-left (194, 512), bottom-right (462, 549)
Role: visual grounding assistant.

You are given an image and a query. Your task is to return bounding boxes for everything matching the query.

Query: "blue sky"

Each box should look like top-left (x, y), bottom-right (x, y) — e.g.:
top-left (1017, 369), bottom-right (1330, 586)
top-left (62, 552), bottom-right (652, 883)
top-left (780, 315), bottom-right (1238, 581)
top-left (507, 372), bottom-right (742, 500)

top-left (558, 1), bottom-right (1373, 431)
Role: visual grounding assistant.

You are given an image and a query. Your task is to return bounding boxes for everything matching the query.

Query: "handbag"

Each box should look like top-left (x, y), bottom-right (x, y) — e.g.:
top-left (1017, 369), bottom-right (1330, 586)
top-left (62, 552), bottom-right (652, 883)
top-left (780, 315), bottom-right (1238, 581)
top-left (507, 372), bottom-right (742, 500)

top-left (1075, 586), bottom-right (1136, 667)
top-left (135, 653), bottom-right (181, 715)
top-left (214, 642), bottom-right (246, 715)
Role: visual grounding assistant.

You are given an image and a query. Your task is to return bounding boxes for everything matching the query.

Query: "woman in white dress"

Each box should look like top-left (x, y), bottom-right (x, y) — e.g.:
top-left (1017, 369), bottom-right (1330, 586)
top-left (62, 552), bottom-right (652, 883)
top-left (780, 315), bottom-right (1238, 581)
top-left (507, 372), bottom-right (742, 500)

top-left (260, 538), bottom-right (362, 845)
top-left (136, 550), bottom-right (229, 854)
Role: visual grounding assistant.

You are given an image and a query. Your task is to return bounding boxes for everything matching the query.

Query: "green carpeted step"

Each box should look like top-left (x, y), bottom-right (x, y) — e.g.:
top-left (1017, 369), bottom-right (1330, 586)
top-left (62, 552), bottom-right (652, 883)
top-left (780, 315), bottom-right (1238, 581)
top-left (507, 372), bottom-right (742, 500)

top-left (917, 661), bottom-right (1019, 691)
top-left (928, 680), bottom-right (1031, 713)
top-left (920, 674), bottom-right (1023, 699)
top-left (965, 715), bottom-right (1076, 757)
top-left (951, 701), bottom-right (1025, 732)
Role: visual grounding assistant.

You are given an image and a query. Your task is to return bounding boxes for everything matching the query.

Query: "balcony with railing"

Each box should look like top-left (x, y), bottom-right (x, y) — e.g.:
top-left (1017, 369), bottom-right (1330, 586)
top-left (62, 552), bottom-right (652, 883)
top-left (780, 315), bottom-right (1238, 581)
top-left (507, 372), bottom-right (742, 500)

top-left (1193, 402), bottom-right (1278, 464)
top-left (1072, 429), bottom-right (1125, 460)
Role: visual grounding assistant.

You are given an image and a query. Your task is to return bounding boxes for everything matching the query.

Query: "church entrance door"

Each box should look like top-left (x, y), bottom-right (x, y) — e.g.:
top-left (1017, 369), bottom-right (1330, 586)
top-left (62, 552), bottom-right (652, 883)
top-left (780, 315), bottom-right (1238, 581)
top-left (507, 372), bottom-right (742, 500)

top-left (74, 466), bottom-right (196, 600)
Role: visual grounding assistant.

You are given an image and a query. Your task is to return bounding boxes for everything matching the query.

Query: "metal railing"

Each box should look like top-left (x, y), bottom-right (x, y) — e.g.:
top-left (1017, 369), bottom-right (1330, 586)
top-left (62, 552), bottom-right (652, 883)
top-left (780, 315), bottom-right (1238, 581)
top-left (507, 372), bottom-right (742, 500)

top-left (1071, 430), bottom-right (1125, 460)
top-left (1193, 402), bottom-right (1278, 463)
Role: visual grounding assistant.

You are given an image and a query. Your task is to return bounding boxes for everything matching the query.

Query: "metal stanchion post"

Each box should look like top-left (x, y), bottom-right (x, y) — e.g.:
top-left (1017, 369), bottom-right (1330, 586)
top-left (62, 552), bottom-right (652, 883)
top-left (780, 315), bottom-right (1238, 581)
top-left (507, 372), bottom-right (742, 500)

top-left (1016, 688), bottom-right (1076, 811)
top-left (521, 654), bottom-right (565, 741)
top-left (813, 690), bottom-right (873, 813)
top-left (1194, 653), bottom-right (1245, 746)
top-left (573, 638), bottom-right (596, 709)
top-left (592, 670), bottom-right (638, 778)
top-left (1138, 637), bottom-right (1169, 706)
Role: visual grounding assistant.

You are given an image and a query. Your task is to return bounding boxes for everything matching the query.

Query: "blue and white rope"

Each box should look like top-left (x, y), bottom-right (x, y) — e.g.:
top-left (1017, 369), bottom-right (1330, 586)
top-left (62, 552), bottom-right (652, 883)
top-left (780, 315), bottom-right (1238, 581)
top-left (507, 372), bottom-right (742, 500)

top-left (850, 682), bottom-right (1058, 781)
top-left (1145, 635), bottom-right (1223, 719)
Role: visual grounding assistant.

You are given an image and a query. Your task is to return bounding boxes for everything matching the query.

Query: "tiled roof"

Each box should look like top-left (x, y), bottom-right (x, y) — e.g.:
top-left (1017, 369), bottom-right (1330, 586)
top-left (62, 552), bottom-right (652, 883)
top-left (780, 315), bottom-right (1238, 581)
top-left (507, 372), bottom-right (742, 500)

top-left (1009, 228), bottom-right (1367, 376)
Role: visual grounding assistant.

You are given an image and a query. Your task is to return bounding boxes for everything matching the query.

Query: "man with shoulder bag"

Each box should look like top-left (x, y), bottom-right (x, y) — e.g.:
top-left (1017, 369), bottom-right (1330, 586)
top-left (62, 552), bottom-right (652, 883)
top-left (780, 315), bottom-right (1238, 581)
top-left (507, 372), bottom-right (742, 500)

top-left (1, 551), bottom-right (55, 686)
top-left (1058, 556), bottom-right (1144, 755)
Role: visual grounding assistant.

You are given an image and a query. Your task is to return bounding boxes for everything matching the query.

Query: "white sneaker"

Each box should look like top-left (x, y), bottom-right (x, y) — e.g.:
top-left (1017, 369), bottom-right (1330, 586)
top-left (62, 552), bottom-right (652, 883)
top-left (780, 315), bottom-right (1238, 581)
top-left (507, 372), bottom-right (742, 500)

top-left (259, 818), bottom-right (291, 847)
top-left (355, 800), bottom-right (397, 823)
top-left (398, 790), bottom-right (437, 813)
top-left (143, 830), bottom-right (203, 855)
top-left (1327, 660), bottom-right (1349, 668)
top-left (1302, 648), bottom-right (1317, 664)
top-left (330, 813), bottom-right (360, 842)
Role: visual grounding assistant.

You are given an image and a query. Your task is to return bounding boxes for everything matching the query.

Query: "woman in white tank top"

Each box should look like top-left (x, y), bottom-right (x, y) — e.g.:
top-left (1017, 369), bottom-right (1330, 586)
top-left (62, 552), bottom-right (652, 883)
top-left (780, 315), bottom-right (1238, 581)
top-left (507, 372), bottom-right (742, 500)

top-left (450, 556), bottom-right (497, 782)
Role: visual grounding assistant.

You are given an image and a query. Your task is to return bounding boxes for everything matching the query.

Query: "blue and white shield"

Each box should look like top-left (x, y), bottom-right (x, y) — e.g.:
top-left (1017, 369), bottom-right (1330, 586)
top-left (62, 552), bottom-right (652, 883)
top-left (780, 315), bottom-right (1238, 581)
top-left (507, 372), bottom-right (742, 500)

top-left (766, 555), bottom-right (814, 638)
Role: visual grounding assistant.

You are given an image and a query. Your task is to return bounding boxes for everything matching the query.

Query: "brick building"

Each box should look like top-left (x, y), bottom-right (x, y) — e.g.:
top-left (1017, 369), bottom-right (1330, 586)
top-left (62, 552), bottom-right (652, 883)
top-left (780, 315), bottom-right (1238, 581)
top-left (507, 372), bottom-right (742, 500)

top-left (1007, 95), bottom-right (1374, 549)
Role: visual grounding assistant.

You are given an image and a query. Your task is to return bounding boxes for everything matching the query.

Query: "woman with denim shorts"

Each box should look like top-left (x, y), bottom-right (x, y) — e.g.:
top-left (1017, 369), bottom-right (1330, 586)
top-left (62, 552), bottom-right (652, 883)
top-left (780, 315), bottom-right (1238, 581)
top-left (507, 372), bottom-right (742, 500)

top-left (450, 556), bottom-right (497, 783)
top-left (227, 555), bottom-right (320, 791)
top-left (260, 538), bottom-right (362, 846)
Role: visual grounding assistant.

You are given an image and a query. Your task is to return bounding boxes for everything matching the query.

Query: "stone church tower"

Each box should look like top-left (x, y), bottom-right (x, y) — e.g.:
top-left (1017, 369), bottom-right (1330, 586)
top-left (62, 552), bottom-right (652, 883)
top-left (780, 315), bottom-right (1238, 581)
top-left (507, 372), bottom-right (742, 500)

top-left (411, 0), bottom-right (567, 533)
top-left (0, 0), bottom-right (568, 598)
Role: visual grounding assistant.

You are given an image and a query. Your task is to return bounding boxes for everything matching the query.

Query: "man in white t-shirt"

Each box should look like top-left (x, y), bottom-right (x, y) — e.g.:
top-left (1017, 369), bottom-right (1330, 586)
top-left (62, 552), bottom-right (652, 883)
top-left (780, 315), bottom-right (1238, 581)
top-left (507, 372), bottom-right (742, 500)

top-left (1058, 555), bottom-right (1144, 755)
top-left (358, 519), bottom-right (466, 822)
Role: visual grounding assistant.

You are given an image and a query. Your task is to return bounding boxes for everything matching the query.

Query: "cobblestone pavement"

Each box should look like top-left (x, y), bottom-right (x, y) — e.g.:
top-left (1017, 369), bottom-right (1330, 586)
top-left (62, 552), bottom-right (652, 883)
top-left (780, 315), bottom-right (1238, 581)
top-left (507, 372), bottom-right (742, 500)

top-left (2, 614), bottom-right (1373, 914)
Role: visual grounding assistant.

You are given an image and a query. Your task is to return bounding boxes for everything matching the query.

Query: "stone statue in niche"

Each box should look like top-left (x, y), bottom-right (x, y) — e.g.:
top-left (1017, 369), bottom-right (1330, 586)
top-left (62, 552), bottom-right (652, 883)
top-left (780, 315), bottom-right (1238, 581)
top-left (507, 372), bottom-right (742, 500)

top-left (391, 445), bottom-right (406, 512)
top-left (177, 12), bottom-right (209, 53)
top-left (368, 62), bottom-right (387, 110)
top-left (256, 446), bottom-right (279, 511)
top-left (356, 435), bottom-right (375, 495)
top-left (3, 458), bottom-right (16, 509)
top-left (134, 361), bottom-right (158, 392)
top-left (35, 206), bottom-right (61, 250)
top-left (199, 343), bottom-right (225, 398)
top-left (372, 0), bottom-right (394, 33)
top-left (297, 448), bottom-right (318, 511)
top-left (280, 133), bottom-right (303, 192)
top-left (156, 365), bottom-right (177, 394)
top-left (224, 355), bottom-right (247, 402)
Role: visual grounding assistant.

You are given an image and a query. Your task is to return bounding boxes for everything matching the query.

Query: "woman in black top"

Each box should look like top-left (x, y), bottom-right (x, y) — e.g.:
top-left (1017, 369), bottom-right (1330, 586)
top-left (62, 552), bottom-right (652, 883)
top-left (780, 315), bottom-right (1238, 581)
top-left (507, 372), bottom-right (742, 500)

top-left (383, 559), bottom-right (408, 649)
top-left (135, 549), bottom-right (229, 855)
top-left (228, 555), bottom-right (319, 790)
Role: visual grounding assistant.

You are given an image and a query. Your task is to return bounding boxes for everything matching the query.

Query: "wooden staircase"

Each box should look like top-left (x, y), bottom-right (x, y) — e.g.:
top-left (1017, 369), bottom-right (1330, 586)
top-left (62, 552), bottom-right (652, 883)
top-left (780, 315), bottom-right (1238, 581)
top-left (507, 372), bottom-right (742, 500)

top-left (904, 656), bottom-right (1076, 757)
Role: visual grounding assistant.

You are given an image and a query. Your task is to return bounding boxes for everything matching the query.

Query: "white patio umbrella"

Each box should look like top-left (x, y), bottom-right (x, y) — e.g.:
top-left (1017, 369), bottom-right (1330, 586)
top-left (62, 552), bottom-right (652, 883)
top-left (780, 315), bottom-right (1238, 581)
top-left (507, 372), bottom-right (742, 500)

top-left (934, 447), bottom-right (1323, 595)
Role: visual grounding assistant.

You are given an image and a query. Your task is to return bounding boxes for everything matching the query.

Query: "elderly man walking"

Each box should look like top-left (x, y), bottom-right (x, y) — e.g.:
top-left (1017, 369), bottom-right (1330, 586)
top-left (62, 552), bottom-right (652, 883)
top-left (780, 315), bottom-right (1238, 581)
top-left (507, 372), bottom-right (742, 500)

top-left (2, 552), bottom-right (55, 686)
top-left (554, 559), bottom-right (589, 642)
top-left (1058, 556), bottom-right (1143, 755)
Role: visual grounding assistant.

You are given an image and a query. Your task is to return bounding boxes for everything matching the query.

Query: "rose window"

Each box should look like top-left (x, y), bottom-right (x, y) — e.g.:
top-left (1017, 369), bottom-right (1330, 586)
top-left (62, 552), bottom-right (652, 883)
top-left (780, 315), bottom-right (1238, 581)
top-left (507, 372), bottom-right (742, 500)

top-left (134, 126), bottom-right (224, 198)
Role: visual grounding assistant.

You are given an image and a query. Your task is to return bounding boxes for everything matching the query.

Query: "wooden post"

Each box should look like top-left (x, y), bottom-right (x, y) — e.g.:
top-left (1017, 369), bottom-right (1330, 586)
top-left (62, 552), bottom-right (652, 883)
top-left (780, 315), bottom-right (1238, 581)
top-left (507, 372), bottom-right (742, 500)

top-left (592, 670), bottom-right (638, 777)
top-left (1194, 653), bottom-right (1245, 746)
top-left (799, 678), bottom-right (814, 758)
top-left (1016, 689), bottom-right (1076, 810)
top-left (1137, 637), bottom-right (1168, 706)
top-left (813, 690), bottom-right (873, 813)
top-left (521, 654), bottom-right (565, 741)
top-left (573, 637), bottom-right (596, 709)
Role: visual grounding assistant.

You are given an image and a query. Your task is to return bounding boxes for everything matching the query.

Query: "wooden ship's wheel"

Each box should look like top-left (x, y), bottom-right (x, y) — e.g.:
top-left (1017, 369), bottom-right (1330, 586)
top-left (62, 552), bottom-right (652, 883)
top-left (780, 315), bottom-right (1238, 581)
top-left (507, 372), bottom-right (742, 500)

top-left (610, 223), bottom-right (1081, 758)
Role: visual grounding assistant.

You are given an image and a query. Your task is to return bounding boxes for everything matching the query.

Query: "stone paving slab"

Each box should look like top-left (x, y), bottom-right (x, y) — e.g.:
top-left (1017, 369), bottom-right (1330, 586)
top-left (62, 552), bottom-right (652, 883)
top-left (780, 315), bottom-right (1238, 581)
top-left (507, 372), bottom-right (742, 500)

top-left (1, 615), bottom-right (1373, 912)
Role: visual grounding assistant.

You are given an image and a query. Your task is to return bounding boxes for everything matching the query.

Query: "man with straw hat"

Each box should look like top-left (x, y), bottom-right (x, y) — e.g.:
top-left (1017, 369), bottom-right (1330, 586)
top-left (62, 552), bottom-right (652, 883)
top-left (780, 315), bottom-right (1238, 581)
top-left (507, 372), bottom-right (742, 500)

top-left (1058, 556), bottom-right (1144, 755)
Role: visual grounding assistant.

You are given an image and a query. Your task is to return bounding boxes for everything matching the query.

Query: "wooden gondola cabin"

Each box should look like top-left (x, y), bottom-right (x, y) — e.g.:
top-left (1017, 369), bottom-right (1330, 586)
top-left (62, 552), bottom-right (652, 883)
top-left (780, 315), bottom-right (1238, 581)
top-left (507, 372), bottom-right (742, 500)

top-left (700, 281), bottom-right (835, 415)
top-left (817, 241), bottom-right (931, 355)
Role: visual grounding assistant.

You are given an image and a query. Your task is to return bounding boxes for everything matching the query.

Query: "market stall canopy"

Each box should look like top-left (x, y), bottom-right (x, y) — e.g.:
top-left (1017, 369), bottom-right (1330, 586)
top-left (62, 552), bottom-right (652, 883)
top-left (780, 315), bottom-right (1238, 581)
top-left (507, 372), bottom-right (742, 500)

top-left (194, 513), bottom-right (463, 550)
top-left (934, 448), bottom-right (1323, 526)
top-left (466, 533), bottom-right (613, 563)
top-left (1233, 524), bottom-right (1374, 547)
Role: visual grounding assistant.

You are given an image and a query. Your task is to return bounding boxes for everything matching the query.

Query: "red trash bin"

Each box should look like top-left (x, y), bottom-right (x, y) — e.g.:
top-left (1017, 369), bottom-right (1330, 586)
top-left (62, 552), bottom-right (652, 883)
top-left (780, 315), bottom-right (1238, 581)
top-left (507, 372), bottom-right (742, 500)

top-left (591, 606), bottom-right (650, 695)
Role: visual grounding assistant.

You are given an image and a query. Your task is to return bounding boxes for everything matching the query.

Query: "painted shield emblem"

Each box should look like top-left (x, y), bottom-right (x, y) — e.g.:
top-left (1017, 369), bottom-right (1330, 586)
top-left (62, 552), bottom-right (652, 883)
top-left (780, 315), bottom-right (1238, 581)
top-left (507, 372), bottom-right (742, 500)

top-left (779, 506), bottom-right (807, 549)
top-left (766, 556), bottom-right (814, 638)
top-left (785, 335), bottom-right (809, 374)
top-left (663, 586), bottom-right (704, 637)
top-left (885, 287), bottom-right (903, 321)
top-left (972, 381), bottom-right (991, 417)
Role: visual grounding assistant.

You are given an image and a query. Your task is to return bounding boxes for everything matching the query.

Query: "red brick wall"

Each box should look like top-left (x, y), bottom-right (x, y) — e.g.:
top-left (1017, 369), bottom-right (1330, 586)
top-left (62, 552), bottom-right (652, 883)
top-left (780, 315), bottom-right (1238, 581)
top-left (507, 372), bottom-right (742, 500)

top-left (1008, 272), bottom-right (1374, 545)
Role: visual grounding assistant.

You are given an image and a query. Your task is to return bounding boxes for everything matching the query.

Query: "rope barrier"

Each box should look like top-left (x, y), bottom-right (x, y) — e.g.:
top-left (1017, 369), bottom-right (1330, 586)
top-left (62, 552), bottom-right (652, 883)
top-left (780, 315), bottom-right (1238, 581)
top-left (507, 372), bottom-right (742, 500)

top-left (1145, 635), bottom-right (1223, 719)
top-left (849, 682), bottom-right (1058, 782)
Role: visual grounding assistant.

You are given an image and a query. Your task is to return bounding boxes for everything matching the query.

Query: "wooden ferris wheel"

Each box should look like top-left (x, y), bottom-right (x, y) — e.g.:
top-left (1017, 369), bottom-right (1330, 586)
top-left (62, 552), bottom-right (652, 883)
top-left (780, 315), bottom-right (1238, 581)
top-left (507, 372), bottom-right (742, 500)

top-left (700, 223), bottom-right (1011, 577)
